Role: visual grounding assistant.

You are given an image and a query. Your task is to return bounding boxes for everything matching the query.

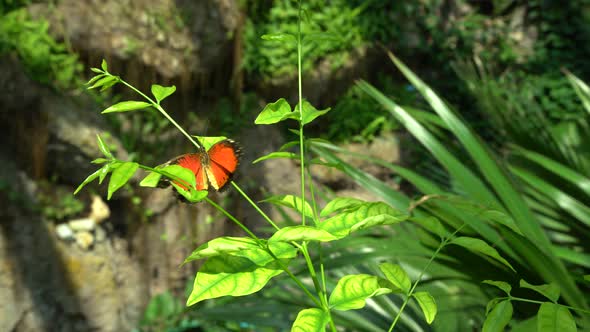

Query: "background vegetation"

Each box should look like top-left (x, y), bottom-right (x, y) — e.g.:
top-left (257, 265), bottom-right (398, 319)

top-left (1, 0), bottom-right (589, 331)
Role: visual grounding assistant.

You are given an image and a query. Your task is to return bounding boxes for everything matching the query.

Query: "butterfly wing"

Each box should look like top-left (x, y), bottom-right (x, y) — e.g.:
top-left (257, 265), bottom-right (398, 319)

top-left (176, 153), bottom-right (209, 191)
top-left (205, 139), bottom-right (240, 191)
top-left (158, 152), bottom-right (209, 191)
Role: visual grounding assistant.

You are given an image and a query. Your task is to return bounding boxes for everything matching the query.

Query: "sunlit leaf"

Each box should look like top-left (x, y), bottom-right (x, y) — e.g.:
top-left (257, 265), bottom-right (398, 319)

top-left (379, 263), bottom-right (411, 294)
top-left (151, 84), bottom-right (176, 104)
top-left (101, 59), bottom-right (108, 71)
top-left (262, 195), bottom-right (314, 218)
top-left (96, 134), bottom-right (113, 159)
top-left (254, 98), bottom-right (294, 125)
top-left (253, 151), bottom-right (299, 164)
top-left (320, 197), bottom-right (365, 217)
top-left (291, 308), bottom-right (328, 332)
top-left (102, 101), bottom-right (152, 113)
top-left (161, 165), bottom-right (196, 189)
top-left (74, 168), bottom-right (102, 194)
top-left (294, 100), bottom-right (330, 125)
top-left (413, 291), bottom-right (437, 324)
top-left (261, 33), bottom-right (296, 43)
top-left (139, 170), bottom-right (162, 187)
top-left (186, 242), bottom-right (297, 305)
top-left (329, 274), bottom-right (391, 311)
top-left (318, 202), bottom-right (408, 238)
top-left (269, 225), bottom-right (338, 242)
top-left (89, 75), bottom-right (117, 89)
top-left (107, 162), bottom-right (138, 200)
top-left (184, 237), bottom-right (261, 263)
top-left (450, 237), bottom-right (515, 271)
top-left (172, 183), bottom-right (208, 203)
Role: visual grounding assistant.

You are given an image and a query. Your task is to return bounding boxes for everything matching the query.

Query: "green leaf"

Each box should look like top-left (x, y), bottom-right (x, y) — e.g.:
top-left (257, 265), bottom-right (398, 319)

top-left (262, 195), bottom-right (314, 218)
top-left (482, 280), bottom-right (512, 295)
top-left (269, 225), bottom-right (338, 242)
top-left (184, 237), bottom-right (260, 264)
top-left (510, 165), bottom-right (590, 227)
top-left (291, 308), bottom-right (328, 332)
top-left (86, 73), bottom-right (105, 85)
top-left (565, 70), bottom-right (590, 115)
top-left (379, 263), bottom-right (411, 294)
top-left (261, 33), bottom-right (296, 43)
top-left (320, 197), bottom-right (365, 217)
top-left (520, 280), bottom-right (560, 303)
top-left (101, 59), bottom-right (108, 71)
top-left (318, 202), bottom-right (408, 238)
top-left (88, 75), bottom-right (117, 89)
top-left (96, 134), bottom-right (113, 159)
top-left (172, 183), bottom-right (208, 203)
top-left (91, 158), bottom-right (109, 164)
top-left (102, 101), bottom-right (152, 113)
top-left (139, 171), bottom-right (162, 187)
top-left (511, 145), bottom-right (590, 197)
top-left (537, 303), bottom-right (577, 332)
top-left (107, 162), bottom-right (138, 200)
top-left (410, 216), bottom-right (447, 238)
top-left (151, 84), bottom-right (176, 104)
top-left (254, 98), bottom-right (294, 125)
top-left (74, 168), bottom-right (102, 194)
top-left (191, 136), bottom-right (228, 150)
top-left (412, 291), bottom-right (437, 324)
top-left (161, 165), bottom-right (196, 189)
top-left (329, 274), bottom-right (391, 311)
top-left (584, 275), bottom-right (590, 282)
top-left (98, 163), bottom-right (113, 184)
top-left (186, 242), bottom-right (297, 305)
top-left (294, 100), bottom-right (330, 125)
top-left (482, 300), bottom-right (513, 332)
top-left (253, 151), bottom-right (299, 164)
top-left (450, 237), bottom-right (515, 272)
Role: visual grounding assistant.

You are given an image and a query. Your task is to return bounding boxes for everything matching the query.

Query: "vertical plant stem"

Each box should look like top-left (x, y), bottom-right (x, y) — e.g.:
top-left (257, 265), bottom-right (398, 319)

top-left (297, 0), bottom-right (306, 227)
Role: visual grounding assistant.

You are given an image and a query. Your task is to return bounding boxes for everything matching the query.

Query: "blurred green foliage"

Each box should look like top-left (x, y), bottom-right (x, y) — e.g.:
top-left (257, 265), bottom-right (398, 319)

top-left (0, 5), bottom-right (82, 89)
top-left (244, 0), bottom-right (590, 140)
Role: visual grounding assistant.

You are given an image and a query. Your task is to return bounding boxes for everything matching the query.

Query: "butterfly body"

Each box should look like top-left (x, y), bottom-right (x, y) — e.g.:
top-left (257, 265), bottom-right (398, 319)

top-left (161, 139), bottom-right (240, 193)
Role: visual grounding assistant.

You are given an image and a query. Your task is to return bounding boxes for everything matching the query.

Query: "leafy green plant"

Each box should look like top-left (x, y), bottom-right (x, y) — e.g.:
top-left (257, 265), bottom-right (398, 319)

top-left (309, 50), bottom-right (590, 330)
top-left (0, 8), bottom-right (82, 89)
top-left (74, 4), bottom-right (444, 331)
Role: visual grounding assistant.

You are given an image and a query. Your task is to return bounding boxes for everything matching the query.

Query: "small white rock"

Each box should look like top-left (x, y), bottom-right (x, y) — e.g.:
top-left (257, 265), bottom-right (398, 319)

top-left (89, 195), bottom-right (110, 224)
top-left (69, 218), bottom-right (95, 232)
top-left (55, 223), bottom-right (74, 240)
top-left (75, 231), bottom-right (94, 250)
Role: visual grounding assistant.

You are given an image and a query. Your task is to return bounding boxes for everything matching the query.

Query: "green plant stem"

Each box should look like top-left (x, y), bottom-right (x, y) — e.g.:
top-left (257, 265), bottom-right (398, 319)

top-left (297, 0), bottom-right (306, 227)
top-left (507, 296), bottom-right (590, 314)
top-left (205, 197), bottom-right (261, 241)
top-left (119, 79), bottom-right (203, 151)
top-left (264, 244), bottom-right (323, 308)
top-left (231, 182), bottom-right (281, 231)
top-left (388, 224), bottom-right (467, 332)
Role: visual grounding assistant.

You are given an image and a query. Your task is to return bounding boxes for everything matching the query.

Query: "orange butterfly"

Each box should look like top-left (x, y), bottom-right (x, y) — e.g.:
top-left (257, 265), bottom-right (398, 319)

top-left (160, 139), bottom-right (241, 193)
